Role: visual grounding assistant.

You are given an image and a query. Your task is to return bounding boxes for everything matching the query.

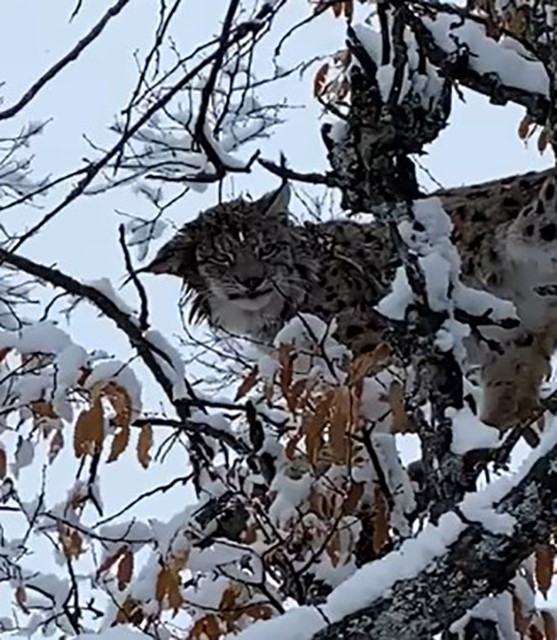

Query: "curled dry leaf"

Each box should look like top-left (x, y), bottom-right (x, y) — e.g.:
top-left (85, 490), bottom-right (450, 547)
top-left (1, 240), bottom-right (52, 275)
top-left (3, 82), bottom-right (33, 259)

top-left (15, 585), bottom-right (28, 614)
top-left (136, 423), bottom-right (153, 469)
top-left (535, 543), bottom-right (555, 598)
top-left (235, 366), bottom-right (259, 401)
top-left (313, 63), bottom-right (329, 98)
top-left (388, 381), bottom-right (411, 433)
top-left (190, 615), bottom-right (221, 640)
top-left (155, 565), bottom-right (183, 611)
top-left (117, 549), bottom-right (134, 590)
top-left (0, 447), bottom-right (6, 479)
top-left (303, 391), bottom-right (333, 465)
top-left (542, 611), bottom-right (557, 640)
top-left (74, 396), bottom-right (104, 459)
top-left (48, 429), bottom-right (64, 464)
top-left (97, 545), bottom-right (128, 577)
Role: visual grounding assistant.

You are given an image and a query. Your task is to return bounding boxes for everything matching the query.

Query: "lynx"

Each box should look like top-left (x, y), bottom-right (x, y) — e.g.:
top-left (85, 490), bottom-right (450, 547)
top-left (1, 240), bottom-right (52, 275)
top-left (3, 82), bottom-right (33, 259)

top-left (146, 168), bottom-right (557, 429)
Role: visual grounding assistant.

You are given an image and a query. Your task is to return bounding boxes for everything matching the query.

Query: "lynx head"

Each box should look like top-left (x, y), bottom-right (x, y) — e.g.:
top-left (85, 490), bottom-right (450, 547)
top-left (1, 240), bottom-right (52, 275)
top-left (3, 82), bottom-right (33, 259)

top-left (146, 183), bottom-right (308, 331)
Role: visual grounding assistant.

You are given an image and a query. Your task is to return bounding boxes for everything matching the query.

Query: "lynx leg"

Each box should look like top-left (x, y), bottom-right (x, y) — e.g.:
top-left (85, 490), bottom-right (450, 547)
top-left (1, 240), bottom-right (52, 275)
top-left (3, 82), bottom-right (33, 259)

top-left (479, 332), bottom-right (551, 429)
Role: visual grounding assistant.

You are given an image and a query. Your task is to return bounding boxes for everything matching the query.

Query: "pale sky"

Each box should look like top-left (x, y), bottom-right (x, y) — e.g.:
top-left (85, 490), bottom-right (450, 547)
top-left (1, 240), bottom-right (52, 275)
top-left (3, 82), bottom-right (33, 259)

top-left (0, 0), bottom-right (554, 632)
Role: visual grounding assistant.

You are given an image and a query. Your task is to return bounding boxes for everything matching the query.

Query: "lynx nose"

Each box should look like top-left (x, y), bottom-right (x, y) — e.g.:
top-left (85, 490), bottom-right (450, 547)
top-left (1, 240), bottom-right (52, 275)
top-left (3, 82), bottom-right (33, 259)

top-left (241, 276), bottom-right (266, 291)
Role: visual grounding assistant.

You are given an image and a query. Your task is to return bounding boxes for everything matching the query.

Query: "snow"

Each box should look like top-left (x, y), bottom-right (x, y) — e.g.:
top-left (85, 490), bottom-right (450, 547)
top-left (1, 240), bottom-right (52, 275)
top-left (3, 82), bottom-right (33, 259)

top-left (232, 424), bottom-right (557, 640)
top-left (144, 329), bottom-right (188, 399)
top-left (84, 277), bottom-right (139, 321)
top-left (422, 13), bottom-right (549, 97)
top-left (78, 628), bottom-right (151, 640)
top-left (449, 406), bottom-right (501, 455)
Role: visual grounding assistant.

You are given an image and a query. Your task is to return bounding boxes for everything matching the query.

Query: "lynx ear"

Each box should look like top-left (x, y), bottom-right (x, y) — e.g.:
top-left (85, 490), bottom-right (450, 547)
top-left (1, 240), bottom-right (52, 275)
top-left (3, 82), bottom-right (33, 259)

top-left (144, 223), bottom-right (199, 278)
top-left (259, 182), bottom-right (291, 218)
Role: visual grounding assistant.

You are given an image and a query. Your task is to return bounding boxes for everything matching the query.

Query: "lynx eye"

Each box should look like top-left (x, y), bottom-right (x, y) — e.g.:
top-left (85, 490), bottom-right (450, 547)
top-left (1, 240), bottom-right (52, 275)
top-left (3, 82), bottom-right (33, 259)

top-left (258, 245), bottom-right (278, 260)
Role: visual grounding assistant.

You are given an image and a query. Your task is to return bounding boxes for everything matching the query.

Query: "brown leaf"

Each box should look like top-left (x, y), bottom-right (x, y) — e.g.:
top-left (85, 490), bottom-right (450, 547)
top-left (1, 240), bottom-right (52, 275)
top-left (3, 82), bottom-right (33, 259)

top-left (518, 115), bottom-right (531, 140)
top-left (73, 397), bottom-right (104, 459)
top-left (61, 529), bottom-right (83, 560)
top-left (542, 611), bottom-right (557, 640)
top-left (242, 603), bottom-right (273, 622)
top-left (349, 343), bottom-right (391, 384)
top-left (538, 127), bottom-right (550, 154)
top-left (388, 381), bottom-right (410, 433)
top-left (535, 544), bottom-right (555, 598)
top-left (313, 63), bottom-right (330, 97)
top-left (103, 382), bottom-right (132, 430)
top-left (137, 424), bottom-right (153, 469)
top-left (0, 447), bottom-right (6, 479)
top-left (285, 378), bottom-right (308, 413)
top-left (117, 549), bottom-right (134, 590)
top-left (343, 482), bottom-right (364, 515)
top-left (97, 546), bottom-right (128, 577)
top-left (15, 585), bottom-right (28, 613)
top-left (115, 597), bottom-right (143, 626)
top-left (155, 566), bottom-right (182, 611)
top-left (0, 346), bottom-right (11, 363)
top-left (513, 594), bottom-right (530, 635)
top-left (330, 386), bottom-right (351, 464)
top-left (303, 392), bottom-right (333, 465)
top-left (342, 0), bottom-right (353, 19)
top-left (48, 430), bottom-right (64, 464)
top-left (372, 486), bottom-right (390, 554)
top-left (332, 1), bottom-right (343, 16)
top-left (278, 343), bottom-right (295, 396)
top-left (190, 615), bottom-right (221, 640)
top-left (235, 366), bottom-right (259, 401)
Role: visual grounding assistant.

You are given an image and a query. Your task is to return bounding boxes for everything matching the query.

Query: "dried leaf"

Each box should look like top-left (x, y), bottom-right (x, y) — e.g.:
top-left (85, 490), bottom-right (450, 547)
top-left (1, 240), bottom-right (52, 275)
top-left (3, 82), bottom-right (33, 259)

top-left (0, 447), bottom-right (6, 479)
top-left (343, 482), bottom-right (364, 514)
top-left (235, 366), bottom-right (259, 401)
top-left (285, 378), bottom-right (307, 413)
top-left (115, 597), bottom-right (144, 625)
top-left (73, 396), bottom-right (104, 458)
top-left (15, 585), bottom-right (28, 613)
top-left (190, 615), bottom-right (221, 640)
top-left (349, 342), bottom-right (391, 384)
top-left (242, 603), bottom-right (274, 622)
top-left (155, 566), bottom-right (182, 611)
top-left (48, 430), bottom-right (64, 464)
top-left (117, 549), bottom-right (134, 590)
top-left (137, 424), bottom-right (153, 469)
top-left (342, 0), bottom-right (353, 19)
top-left (542, 611), bottom-right (557, 640)
top-left (518, 115), bottom-right (531, 140)
top-left (313, 63), bottom-right (329, 97)
top-left (103, 382), bottom-right (132, 430)
top-left (0, 347), bottom-right (11, 363)
top-left (97, 545), bottom-right (128, 577)
top-left (303, 392), bottom-right (333, 465)
top-left (332, 1), bottom-right (343, 16)
top-left (372, 486), bottom-right (390, 554)
top-left (278, 343), bottom-right (295, 396)
top-left (538, 127), bottom-right (549, 154)
top-left (61, 529), bottom-right (83, 560)
top-left (512, 593), bottom-right (530, 635)
top-left (330, 386), bottom-right (351, 464)
top-left (326, 531), bottom-right (342, 568)
top-left (388, 381), bottom-right (410, 433)
top-left (535, 544), bottom-right (555, 598)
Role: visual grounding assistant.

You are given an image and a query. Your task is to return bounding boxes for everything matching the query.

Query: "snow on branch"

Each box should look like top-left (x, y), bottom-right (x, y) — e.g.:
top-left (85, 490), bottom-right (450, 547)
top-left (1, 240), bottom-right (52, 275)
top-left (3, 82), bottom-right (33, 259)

top-left (401, 1), bottom-right (550, 122)
top-left (233, 426), bottom-right (557, 640)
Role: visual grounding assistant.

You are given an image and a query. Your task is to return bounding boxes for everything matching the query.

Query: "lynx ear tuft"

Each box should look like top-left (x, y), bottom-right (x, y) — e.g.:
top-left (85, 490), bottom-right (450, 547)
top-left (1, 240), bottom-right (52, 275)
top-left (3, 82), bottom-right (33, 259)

top-left (260, 182), bottom-right (291, 217)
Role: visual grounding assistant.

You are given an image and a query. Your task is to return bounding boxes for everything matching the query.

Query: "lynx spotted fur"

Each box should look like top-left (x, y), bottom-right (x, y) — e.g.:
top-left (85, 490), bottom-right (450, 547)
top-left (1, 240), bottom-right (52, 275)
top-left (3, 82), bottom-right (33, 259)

top-left (147, 168), bottom-right (557, 429)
